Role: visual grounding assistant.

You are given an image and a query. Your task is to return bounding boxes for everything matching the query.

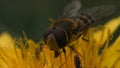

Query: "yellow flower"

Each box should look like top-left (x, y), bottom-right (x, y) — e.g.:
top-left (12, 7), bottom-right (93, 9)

top-left (75, 16), bottom-right (120, 68)
top-left (0, 16), bottom-right (119, 68)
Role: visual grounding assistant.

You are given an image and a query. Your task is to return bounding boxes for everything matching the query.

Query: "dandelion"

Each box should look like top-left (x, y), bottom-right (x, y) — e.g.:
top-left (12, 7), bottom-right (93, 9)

top-left (0, 16), bottom-right (119, 68)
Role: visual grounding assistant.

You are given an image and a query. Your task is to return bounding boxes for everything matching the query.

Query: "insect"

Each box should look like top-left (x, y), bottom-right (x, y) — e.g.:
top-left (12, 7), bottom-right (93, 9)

top-left (43, 0), bottom-right (115, 58)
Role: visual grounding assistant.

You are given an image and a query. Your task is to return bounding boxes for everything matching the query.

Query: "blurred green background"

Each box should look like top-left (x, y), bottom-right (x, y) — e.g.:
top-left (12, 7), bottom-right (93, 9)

top-left (0, 0), bottom-right (120, 42)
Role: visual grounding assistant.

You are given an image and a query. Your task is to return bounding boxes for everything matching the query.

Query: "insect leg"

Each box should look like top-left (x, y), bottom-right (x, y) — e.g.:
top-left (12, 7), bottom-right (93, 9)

top-left (62, 48), bottom-right (66, 57)
top-left (68, 45), bottom-right (83, 58)
top-left (82, 28), bottom-right (90, 42)
top-left (62, 48), bottom-right (69, 68)
top-left (54, 50), bottom-right (60, 58)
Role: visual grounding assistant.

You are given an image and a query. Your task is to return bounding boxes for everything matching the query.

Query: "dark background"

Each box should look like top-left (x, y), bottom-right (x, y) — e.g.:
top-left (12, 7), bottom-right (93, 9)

top-left (0, 0), bottom-right (119, 42)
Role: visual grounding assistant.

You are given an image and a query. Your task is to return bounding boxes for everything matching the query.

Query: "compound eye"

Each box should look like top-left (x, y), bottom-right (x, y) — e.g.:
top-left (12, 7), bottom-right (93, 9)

top-left (43, 27), bottom-right (54, 43)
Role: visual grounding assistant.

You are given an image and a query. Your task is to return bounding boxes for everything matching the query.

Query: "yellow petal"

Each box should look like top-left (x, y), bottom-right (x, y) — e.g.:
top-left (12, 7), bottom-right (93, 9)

top-left (94, 16), bottom-right (120, 46)
top-left (0, 32), bottom-right (22, 68)
top-left (101, 36), bottom-right (120, 68)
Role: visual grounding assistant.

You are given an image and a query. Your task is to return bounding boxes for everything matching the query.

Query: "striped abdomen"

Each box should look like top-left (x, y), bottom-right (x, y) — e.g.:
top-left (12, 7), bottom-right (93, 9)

top-left (72, 14), bottom-right (95, 34)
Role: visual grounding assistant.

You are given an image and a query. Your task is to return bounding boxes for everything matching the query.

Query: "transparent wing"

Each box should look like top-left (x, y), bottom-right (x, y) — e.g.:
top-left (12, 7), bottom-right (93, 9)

top-left (63, 0), bottom-right (81, 17)
top-left (78, 5), bottom-right (116, 21)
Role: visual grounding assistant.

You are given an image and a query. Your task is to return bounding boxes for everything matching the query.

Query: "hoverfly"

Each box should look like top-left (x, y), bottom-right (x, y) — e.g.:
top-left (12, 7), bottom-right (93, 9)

top-left (43, 0), bottom-right (115, 58)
